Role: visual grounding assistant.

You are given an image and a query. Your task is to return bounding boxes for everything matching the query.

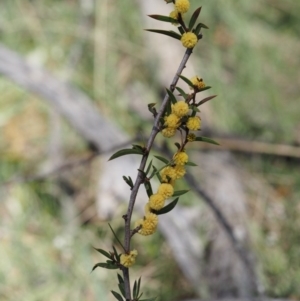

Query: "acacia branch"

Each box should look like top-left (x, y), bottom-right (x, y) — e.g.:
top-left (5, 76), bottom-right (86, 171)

top-left (122, 48), bottom-right (193, 300)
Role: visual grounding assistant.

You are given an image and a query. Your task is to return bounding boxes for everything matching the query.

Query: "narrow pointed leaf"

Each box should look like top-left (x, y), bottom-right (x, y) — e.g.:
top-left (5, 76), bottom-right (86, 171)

top-left (144, 181), bottom-right (153, 198)
top-left (148, 14), bottom-right (178, 24)
top-left (145, 29), bottom-right (181, 40)
top-left (112, 245), bottom-right (121, 261)
top-left (92, 262), bottom-right (118, 271)
top-left (196, 86), bottom-right (211, 93)
top-left (155, 198), bottom-right (179, 215)
top-left (198, 22), bottom-right (209, 29)
top-left (93, 247), bottom-right (112, 259)
top-left (148, 103), bottom-right (157, 115)
top-left (178, 75), bottom-right (194, 88)
top-left (145, 159), bottom-right (153, 176)
top-left (189, 7), bottom-right (202, 31)
top-left (111, 290), bottom-right (124, 301)
top-left (197, 95), bottom-right (217, 106)
top-left (154, 155), bottom-right (169, 165)
top-left (132, 144), bottom-right (144, 150)
top-left (174, 142), bottom-right (181, 149)
top-left (186, 161), bottom-right (198, 166)
top-left (118, 283), bottom-right (126, 298)
top-left (152, 166), bottom-right (162, 183)
top-left (133, 280), bottom-right (138, 298)
top-left (109, 148), bottom-right (143, 161)
top-left (195, 136), bottom-right (219, 145)
top-left (173, 190), bottom-right (190, 197)
top-left (137, 277), bottom-right (141, 297)
top-left (178, 26), bottom-right (185, 35)
top-left (108, 223), bottom-right (126, 252)
top-left (166, 88), bottom-right (177, 105)
top-left (117, 274), bottom-right (124, 284)
top-left (166, 100), bottom-right (172, 115)
top-left (123, 176), bottom-right (133, 189)
top-left (175, 87), bottom-right (188, 99)
top-left (190, 105), bottom-right (200, 112)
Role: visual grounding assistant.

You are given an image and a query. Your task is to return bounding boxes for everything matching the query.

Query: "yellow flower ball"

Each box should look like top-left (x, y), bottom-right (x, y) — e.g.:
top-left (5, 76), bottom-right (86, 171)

top-left (175, 0), bottom-right (190, 14)
top-left (186, 116), bottom-right (201, 131)
top-left (138, 213), bottom-right (158, 236)
top-left (149, 193), bottom-right (165, 211)
top-left (161, 127), bottom-right (176, 138)
top-left (169, 10), bottom-right (179, 25)
top-left (160, 166), bottom-right (177, 182)
top-left (173, 151), bottom-right (188, 165)
top-left (181, 32), bottom-right (198, 48)
top-left (190, 76), bottom-right (206, 90)
top-left (164, 113), bottom-right (180, 128)
top-left (174, 165), bottom-right (186, 179)
top-left (120, 249), bottom-right (138, 268)
top-left (157, 183), bottom-right (174, 198)
top-left (172, 101), bottom-right (189, 117)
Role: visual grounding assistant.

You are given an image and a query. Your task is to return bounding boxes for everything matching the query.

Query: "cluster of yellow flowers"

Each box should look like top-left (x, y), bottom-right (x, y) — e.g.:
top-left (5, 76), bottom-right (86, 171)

top-left (120, 249), bottom-right (138, 268)
top-left (162, 99), bottom-right (201, 138)
top-left (134, 149), bottom-right (189, 238)
top-left (135, 182), bottom-right (173, 236)
top-left (169, 0), bottom-right (198, 48)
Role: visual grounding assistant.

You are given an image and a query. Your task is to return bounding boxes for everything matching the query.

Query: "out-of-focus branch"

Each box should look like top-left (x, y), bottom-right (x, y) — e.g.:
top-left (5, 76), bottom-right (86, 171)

top-left (0, 43), bottom-right (127, 153)
top-left (198, 137), bottom-right (300, 158)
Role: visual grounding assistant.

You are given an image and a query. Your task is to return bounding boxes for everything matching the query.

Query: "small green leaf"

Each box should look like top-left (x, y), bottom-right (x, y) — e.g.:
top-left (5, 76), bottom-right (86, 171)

top-left (152, 166), bottom-right (162, 183)
top-left (144, 181), bottom-right (153, 198)
top-left (177, 26), bottom-right (185, 35)
top-left (197, 95), bottom-right (217, 106)
top-left (145, 29), bottom-right (181, 40)
top-left (145, 159), bottom-right (153, 176)
top-left (190, 105), bottom-right (200, 112)
top-left (111, 290), bottom-right (124, 301)
top-left (118, 283), bottom-right (126, 298)
top-left (195, 136), bottom-right (219, 145)
top-left (155, 198), bottom-right (179, 215)
top-left (148, 14), bottom-right (178, 24)
top-left (132, 144), bottom-right (144, 150)
top-left (166, 88), bottom-right (177, 105)
top-left (174, 142), bottom-right (181, 150)
top-left (108, 223), bottom-right (126, 252)
top-left (93, 247), bottom-right (112, 259)
top-left (186, 161), bottom-right (198, 166)
top-left (178, 75), bottom-right (194, 88)
top-left (109, 148), bottom-right (144, 161)
top-left (148, 103), bottom-right (157, 115)
top-left (112, 245), bottom-right (121, 261)
top-left (175, 87), bottom-right (188, 99)
top-left (123, 176), bottom-right (133, 189)
top-left (154, 155), bottom-right (169, 165)
top-left (92, 262), bottom-right (118, 271)
top-left (173, 190), bottom-right (190, 197)
top-left (137, 277), bottom-right (142, 297)
top-left (139, 297), bottom-right (157, 301)
top-left (133, 280), bottom-right (138, 299)
top-left (166, 100), bottom-right (172, 115)
top-left (189, 7), bottom-right (202, 31)
top-left (196, 86), bottom-right (211, 93)
top-left (198, 22), bottom-right (209, 29)
top-left (117, 274), bottom-right (124, 284)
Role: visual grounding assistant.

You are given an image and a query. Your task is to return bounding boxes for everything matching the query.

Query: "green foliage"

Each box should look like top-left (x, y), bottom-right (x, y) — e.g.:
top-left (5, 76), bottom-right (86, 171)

top-left (109, 148), bottom-right (144, 161)
top-left (155, 198), bottom-right (179, 215)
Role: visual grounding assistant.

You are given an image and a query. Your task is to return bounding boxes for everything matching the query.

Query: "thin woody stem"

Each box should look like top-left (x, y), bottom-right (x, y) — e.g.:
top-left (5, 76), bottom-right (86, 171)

top-left (122, 48), bottom-right (193, 301)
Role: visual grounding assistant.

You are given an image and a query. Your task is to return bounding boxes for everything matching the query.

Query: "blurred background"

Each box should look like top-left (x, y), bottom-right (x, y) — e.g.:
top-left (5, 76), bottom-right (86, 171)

top-left (0, 0), bottom-right (300, 300)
